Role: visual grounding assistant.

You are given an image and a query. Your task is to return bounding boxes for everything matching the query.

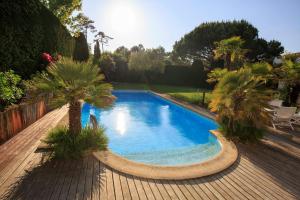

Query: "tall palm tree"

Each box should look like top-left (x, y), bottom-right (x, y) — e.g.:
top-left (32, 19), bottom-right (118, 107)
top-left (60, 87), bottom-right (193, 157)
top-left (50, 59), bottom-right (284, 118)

top-left (25, 58), bottom-right (115, 135)
top-left (209, 64), bottom-right (273, 141)
top-left (214, 36), bottom-right (247, 70)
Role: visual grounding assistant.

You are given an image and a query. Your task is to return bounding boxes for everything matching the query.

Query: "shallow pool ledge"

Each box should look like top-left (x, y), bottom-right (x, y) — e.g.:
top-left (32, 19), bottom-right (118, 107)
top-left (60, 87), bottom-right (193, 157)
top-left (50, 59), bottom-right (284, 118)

top-left (93, 130), bottom-right (238, 180)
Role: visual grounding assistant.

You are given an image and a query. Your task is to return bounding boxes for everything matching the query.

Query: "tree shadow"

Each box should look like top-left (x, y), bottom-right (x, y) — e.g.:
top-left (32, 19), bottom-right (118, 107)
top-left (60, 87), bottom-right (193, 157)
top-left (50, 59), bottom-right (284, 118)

top-left (0, 153), bottom-right (106, 200)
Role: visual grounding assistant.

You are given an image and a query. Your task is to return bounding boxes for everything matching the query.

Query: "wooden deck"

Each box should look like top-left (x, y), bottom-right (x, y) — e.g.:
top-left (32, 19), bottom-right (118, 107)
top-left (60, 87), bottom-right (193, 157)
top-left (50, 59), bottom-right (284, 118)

top-left (0, 108), bottom-right (300, 200)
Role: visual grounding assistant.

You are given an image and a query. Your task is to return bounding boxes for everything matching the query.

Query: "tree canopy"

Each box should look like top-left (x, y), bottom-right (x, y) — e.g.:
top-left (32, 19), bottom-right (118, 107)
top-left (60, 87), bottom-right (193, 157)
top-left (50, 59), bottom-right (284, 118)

top-left (128, 47), bottom-right (166, 73)
top-left (40, 0), bottom-right (81, 25)
top-left (172, 20), bottom-right (284, 65)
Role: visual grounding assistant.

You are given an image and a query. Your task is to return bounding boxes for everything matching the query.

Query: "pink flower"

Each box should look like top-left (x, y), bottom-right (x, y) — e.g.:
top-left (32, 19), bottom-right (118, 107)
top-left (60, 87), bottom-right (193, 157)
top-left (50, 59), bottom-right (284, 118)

top-left (41, 53), bottom-right (53, 63)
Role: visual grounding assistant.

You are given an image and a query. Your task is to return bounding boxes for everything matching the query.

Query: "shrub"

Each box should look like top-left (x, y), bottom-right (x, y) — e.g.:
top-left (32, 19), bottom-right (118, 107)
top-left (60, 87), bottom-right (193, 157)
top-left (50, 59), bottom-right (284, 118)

top-left (45, 126), bottom-right (108, 159)
top-left (0, 70), bottom-right (23, 111)
top-left (209, 66), bottom-right (273, 142)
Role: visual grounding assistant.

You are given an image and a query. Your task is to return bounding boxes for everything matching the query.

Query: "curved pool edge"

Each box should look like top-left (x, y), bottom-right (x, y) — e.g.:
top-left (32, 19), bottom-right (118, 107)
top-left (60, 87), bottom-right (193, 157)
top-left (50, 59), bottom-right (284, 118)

top-left (93, 130), bottom-right (238, 180)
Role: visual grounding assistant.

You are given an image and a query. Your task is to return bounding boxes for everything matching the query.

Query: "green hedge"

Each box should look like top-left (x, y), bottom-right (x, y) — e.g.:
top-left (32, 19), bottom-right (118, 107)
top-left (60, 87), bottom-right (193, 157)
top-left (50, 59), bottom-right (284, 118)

top-left (0, 0), bottom-right (75, 78)
top-left (113, 61), bottom-right (211, 89)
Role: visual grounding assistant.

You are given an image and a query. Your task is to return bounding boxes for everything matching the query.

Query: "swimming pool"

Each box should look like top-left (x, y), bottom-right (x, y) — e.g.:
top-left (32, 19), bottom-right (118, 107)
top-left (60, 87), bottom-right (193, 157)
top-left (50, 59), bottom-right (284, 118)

top-left (82, 90), bottom-right (221, 166)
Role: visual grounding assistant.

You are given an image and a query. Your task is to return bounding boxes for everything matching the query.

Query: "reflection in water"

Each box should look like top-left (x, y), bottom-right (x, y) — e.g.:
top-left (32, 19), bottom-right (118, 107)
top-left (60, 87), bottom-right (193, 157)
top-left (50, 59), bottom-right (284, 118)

top-left (116, 111), bottom-right (126, 135)
top-left (81, 91), bottom-right (220, 165)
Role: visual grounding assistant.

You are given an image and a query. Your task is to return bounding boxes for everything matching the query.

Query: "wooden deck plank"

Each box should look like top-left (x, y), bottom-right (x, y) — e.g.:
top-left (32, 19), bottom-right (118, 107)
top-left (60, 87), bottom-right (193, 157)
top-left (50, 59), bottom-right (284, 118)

top-left (66, 159), bottom-right (84, 200)
top-left (174, 181), bottom-right (195, 200)
top-left (75, 156), bottom-right (88, 200)
top-left (112, 170), bottom-right (124, 200)
top-left (140, 178), bottom-right (156, 200)
top-left (168, 180), bottom-right (189, 200)
top-left (99, 162), bottom-right (108, 200)
top-left (153, 180), bottom-right (172, 200)
top-left (91, 158), bottom-right (101, 200)
top-left (190, 179), bottom-right (219, 200)
top-left (133, 176), bottom-right (148, 200)
top-left (119, 173), bottom-right (132, 200)
top-left (126, 175), bottom-right (140, 200)
top-left (162, 181), bottom-right (180, 200)
top-left (147, 180), bottom-right (164, 200)
top-left (236, 161), bottom-right (294, 200)
top-left (58, 159), bottom-right (77, 200)
top-left (106, 168), bottom-right (116, 200)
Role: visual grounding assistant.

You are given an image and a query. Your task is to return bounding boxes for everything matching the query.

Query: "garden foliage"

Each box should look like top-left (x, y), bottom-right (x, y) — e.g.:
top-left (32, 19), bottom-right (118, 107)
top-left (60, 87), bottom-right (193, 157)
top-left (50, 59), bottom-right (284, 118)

top-left (0, 70), bottom-right (23, 111)
top-left (45, 126), bottom-right (108, 158)
top-left (0, 0), bottom-right (75, 78)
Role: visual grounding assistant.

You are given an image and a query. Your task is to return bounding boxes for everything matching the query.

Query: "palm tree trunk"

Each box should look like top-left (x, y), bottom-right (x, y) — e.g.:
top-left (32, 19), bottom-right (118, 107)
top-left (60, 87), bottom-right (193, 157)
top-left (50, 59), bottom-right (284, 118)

top-left (69, 100), bottom-right (82, 135)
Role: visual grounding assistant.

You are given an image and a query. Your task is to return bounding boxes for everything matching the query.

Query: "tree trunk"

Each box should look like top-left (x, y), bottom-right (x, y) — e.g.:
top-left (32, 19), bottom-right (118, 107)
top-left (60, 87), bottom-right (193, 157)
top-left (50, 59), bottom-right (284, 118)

top-left (225, 53), bottom-right (231, 70)
top-left (69, 100), bottom-right (82, 136)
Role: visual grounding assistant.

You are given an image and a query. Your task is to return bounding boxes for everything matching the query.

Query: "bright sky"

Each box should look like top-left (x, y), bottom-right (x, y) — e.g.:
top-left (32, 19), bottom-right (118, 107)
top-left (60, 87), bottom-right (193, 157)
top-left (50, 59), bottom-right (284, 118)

top-left (82, 0), bottom-right (300, 53)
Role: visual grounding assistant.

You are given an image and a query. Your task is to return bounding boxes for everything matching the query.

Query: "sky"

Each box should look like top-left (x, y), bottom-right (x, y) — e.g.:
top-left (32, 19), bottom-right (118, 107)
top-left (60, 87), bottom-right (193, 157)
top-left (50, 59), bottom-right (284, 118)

top-left (82, 0), bottom-right (300, 53)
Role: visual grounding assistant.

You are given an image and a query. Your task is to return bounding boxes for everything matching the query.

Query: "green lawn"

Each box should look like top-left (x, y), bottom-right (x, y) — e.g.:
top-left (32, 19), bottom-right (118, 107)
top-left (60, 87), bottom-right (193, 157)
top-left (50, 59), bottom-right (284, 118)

top-left (113, 82), bottom-right (212, 106)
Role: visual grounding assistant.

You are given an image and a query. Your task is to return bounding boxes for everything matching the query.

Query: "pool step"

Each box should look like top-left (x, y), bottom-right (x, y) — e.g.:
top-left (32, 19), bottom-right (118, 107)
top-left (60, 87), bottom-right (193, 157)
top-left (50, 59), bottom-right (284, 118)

top-left (121, 143), bottom-right (221, 166)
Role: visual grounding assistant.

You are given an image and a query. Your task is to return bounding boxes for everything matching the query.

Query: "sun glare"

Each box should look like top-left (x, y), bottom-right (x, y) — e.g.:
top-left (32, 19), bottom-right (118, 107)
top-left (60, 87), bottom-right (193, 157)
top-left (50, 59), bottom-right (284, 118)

top-left (107, 2), bottom-right (141, 35)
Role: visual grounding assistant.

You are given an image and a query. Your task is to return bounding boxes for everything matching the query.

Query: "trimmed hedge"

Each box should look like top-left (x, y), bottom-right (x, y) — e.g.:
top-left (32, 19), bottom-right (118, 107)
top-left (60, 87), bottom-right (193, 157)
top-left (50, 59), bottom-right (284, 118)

top-left (113, 61), bottom-right (211, 89)
top-left (0, 0), bottom-right (75, 78)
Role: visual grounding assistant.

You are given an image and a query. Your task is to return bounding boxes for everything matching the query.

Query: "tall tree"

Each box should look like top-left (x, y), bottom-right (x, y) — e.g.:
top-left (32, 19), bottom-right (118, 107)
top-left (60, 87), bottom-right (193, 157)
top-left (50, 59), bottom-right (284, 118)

top-left (93, 40), bottom-right (101, 64)
top-left (70, 13), bottom-right (96, 39)
top-left (40, 0), bottom-right (81, 25)
top-left (95, 31), bottom-right (113, 52)
top-left (73, 32), bottom-right (89, 62)
top-left (172, 20), bottom-right (284, 65)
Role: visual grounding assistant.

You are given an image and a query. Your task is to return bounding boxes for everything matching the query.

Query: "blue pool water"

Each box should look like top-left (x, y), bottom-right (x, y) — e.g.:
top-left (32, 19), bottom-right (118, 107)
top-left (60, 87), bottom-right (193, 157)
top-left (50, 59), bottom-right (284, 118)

top-left (82, 90), bottom-right (221, 166)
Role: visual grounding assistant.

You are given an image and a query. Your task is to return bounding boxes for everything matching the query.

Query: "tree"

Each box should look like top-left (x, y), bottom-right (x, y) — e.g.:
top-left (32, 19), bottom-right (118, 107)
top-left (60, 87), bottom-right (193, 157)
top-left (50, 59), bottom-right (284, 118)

top-left (130, 44), bottom-right (145, 53)
top-left (25, 58), bottom-right (114, 135)
top-left (70, 13), bottom-right (96, 38)
top-left (114, 46), bottom-right (130, 61)
top-left (40, 0), bottom-right (81, 25)
top-left (172, 20), bottom-right (284, 65)
top-left (99, 53), bottom-right (116, 81)
top-left (213, 36), bottom-right (247, 70)
top-left (93, 40), bottom-right (101, 64)
top-left (73, 32), bottom-right (89, 62)
top-left (95, 31), bottom-right (113, 52)
top-left (209, 63), bottom-right (273, 141)
top-left (273, 59), bottom-right (300, 105)
top-left (128, 47), bottom-right (166, 73)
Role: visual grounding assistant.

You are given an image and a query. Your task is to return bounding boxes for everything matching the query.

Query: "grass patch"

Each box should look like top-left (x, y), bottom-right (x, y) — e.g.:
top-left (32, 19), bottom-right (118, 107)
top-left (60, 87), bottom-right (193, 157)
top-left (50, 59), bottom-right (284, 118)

top-left (113, 82), bottom-right (212, 106)
top-left (45, 126), bottom-right (108, 159)
top-left (168, 92), bottom-right (212, 105)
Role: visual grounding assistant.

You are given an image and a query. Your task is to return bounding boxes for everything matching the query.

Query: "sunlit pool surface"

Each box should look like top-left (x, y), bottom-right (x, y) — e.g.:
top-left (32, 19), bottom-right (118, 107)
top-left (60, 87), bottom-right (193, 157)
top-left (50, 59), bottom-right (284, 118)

top-left (82, 90), bottom-right (221, 166)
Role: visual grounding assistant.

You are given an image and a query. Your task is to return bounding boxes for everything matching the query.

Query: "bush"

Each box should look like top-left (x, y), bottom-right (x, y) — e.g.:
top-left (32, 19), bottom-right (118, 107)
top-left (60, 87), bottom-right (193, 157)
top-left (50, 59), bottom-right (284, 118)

top-left (45, 126), bottom-right (108, 159)
top-left (0, 0), bottom-right (75, 78)
top-left (209, 67), bottom-right (273, 142)
top-left (0, 70), bottom-right (23, 111)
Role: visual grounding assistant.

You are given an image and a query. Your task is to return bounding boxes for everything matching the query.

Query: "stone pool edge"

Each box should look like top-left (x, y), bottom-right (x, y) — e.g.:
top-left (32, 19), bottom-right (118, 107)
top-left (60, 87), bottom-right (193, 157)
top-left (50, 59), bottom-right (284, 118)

top-left (93, 91), bottom-right (238, 180)
top-left (93, 130), bottom-right (237, 180)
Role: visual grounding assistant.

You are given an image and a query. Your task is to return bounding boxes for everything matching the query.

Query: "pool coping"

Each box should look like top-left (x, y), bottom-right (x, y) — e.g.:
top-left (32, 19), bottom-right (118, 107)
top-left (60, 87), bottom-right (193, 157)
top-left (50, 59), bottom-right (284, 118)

top-left (93, 90), bottom-right (238, 180)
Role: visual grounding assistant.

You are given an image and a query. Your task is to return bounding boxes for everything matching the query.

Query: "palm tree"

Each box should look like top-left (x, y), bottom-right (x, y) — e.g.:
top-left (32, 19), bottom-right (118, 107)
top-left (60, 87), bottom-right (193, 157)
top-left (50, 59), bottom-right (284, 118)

top-left (209, 64), bottom-right (273, 141)
top-left (214, 36), bottom-right (247, 70)
top-left (25, 58), bottom-right (115, 135)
